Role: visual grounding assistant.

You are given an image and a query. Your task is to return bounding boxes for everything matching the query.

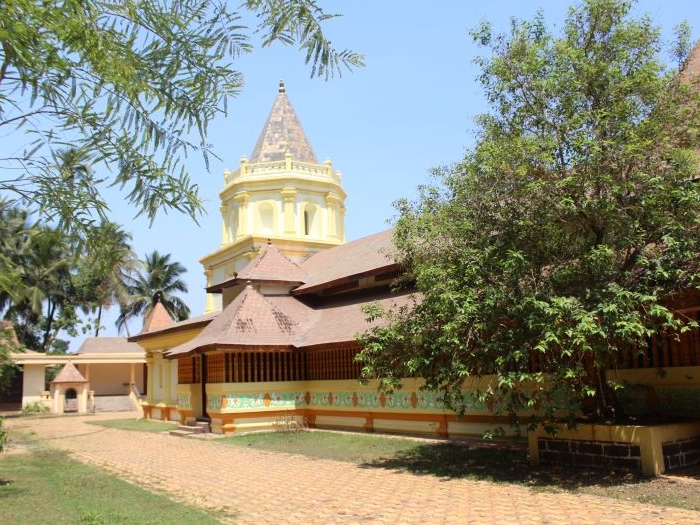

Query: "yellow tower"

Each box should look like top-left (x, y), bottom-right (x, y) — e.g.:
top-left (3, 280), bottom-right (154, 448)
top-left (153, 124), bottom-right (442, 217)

top-left (200, 81), bottom-right (346, 311)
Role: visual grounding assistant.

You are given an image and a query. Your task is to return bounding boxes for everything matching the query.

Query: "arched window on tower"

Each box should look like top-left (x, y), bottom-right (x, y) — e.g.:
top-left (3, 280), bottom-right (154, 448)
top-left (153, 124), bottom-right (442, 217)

top-left (303, 204), bottom-right (319, 237)
top-left (257, 202), bottom-right (275, 235)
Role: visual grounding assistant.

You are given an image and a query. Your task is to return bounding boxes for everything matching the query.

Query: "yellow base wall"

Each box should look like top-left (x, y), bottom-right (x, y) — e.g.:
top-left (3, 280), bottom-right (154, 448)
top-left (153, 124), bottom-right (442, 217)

top-left (146, 379), bottom-right (513, 437)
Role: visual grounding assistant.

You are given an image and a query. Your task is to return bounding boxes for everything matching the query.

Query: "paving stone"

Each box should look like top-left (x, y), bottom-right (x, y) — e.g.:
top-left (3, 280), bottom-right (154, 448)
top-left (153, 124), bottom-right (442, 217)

top-left (4, 412), bottom-right (700, 524)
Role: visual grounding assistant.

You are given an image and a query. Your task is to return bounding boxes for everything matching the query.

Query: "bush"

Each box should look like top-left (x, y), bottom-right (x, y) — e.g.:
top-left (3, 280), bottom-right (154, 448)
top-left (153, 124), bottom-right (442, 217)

top-left (22, 401), bottom-right (49, 415)
top-left (0, 416), bottom-right (7, 453)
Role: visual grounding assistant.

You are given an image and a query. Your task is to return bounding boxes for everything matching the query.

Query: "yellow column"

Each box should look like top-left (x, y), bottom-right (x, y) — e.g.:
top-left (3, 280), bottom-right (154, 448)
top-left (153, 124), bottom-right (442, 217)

top-left (203, 268), bottom-right (216, 313)
top-left (338, 203), bottom-right (346, 242)
top-left (146, 353), bottom-right (154, 404)
top-left (325, 193), bottom-right (341, 240)
top-left (164, 359), bottom-right (172, 406)
top-left (234, 193), bottom-right (249, 236)
top-left (220, 204), bottom-right (228, 246)
top-left (281, 187), bottom-right (297, 235)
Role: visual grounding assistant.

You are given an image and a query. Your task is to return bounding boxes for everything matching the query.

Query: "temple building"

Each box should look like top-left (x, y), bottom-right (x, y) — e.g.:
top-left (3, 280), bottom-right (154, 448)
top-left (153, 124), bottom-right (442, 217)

top-left (129, 82), bottom-right (475, 436)
top-left (128, 79), bottom-right (700, 476)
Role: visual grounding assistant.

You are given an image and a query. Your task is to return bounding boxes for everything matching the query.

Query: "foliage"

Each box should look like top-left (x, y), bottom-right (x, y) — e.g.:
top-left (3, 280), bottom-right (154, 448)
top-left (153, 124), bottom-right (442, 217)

top-left (21, 401), bottom-right (49, 415)
top-left (0, 323), bottom-right (23, 395)
top-left (0, 0), bottom-right (363, 239)
top-left (357, 0), bottom-right (700, 427)
top-left (0, 199), bottom-right (137, 349)
top-left (116, 250), bottom-right (190, 335)
top-left (0, 416), bottom-right (6, 453)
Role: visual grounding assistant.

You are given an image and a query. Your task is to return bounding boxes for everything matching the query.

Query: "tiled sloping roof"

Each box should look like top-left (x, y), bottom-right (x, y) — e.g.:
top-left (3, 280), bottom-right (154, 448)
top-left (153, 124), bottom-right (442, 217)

top-left (141, 301), bottom-right (174, 333)
top-left (76, 337), bottom-right (144, 355)
top-left (683, 39), bottom-right (700, 77)
top-left (166, 284), bottom-right (316, 356)
top-left (129, 310), bottom-right (220, 341)
top-left (295, 229), bottom-right (397, 292)
top-left (249, 81), bottom-right (318, 163)
top-left (237, 242), bottom-right (307, 284)
top-left (52, 362), bottom-right (88, 383)
top-left (298, 290), bottom-right (415, 347)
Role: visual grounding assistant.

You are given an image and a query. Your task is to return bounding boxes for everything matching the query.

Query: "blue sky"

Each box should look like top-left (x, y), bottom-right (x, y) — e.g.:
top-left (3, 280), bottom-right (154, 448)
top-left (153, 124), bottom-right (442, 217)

top-left (66, 0), bottom-right (699, 346)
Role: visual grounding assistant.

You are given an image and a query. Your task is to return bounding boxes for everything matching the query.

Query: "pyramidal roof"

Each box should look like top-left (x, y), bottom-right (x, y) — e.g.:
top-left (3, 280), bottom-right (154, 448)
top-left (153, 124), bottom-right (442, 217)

top-left (140, 301), bottom-right (174, 334)
top-left (52, 362), bottom-right (88, 383)
top-left (166, 283), bottom-right (312, 356)
top-left (237, 242), bottom-right (307, 284)
top-left (249, 81), bottom-right (318, 163)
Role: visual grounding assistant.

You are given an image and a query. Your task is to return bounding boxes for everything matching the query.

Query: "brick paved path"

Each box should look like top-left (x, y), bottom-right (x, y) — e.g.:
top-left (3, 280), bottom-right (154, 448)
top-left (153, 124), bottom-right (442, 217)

top-left (4, 412), bottom-right (700, 524)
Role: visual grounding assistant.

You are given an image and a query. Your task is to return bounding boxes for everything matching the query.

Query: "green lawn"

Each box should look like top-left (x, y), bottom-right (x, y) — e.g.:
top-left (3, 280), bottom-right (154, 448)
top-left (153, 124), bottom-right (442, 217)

top-left (0, 449), bottom-right (224, 524)
top-left (87, 418), bottom-right (179, 433)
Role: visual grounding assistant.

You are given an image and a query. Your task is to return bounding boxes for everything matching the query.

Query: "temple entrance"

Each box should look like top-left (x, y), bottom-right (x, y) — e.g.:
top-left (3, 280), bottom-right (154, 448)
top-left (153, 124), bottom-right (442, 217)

top-left (64, 388), bottom-right (78, 412)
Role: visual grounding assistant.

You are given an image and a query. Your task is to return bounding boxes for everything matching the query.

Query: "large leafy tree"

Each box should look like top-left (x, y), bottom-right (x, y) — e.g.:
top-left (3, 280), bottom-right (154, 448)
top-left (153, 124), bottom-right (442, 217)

top-left (358, 0), bottom-right (700, 428)
top-left (116, 251), bottom-right (190, 335)
top-left (0, 0), bottom-right (363, 238)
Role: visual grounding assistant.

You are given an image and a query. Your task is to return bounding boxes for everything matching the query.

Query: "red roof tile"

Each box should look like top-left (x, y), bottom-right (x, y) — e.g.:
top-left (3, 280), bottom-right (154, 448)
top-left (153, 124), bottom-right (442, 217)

top-left (237, 242), bottom-right (307, 284)
top-left (296, 229), bottom-right (397, 292)
top-left (249, 81), bottom-right (317, 163)
top-left (141, 301), bottom-right (174, 333)
top-left (75, 337), bottom-right (144, 355)
top-left (166, 284), bottom-right (316, 356)
top-left (52, 362), bottom-right (88, 383)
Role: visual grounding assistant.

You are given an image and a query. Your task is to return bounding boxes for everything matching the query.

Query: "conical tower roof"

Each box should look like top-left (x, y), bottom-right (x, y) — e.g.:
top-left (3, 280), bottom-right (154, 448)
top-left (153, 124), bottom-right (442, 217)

top-left (249, 81), bottom-right (318, 163)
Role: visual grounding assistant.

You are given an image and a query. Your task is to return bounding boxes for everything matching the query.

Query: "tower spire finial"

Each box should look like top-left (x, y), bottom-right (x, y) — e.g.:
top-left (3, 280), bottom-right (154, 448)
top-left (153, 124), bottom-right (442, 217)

top-left (279, 80), bottom-right (285, 94)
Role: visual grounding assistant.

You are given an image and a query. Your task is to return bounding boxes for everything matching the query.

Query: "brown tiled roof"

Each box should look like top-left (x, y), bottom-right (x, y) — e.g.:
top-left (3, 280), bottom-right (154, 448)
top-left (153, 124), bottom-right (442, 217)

top-left (52, 362), bottom-right (88, 383)
top-left (249, 81), bottom-right (318, 163)
top-left (295, 229), bottom-right (397, 293)
top-left (237, 242), bottom-right (307, 284)
top-left (129, 310), bottom-right (220, 341)
top-left (75, 337), bottom-right (144, 355)
top-left (166, 284), bottom-right (316, 357)
top-left (299, 289), bottom-right (415, 347)
top-left (683, 39), bottom-right (700, 77)
top-left (141, 301), bottom-right (174, 333)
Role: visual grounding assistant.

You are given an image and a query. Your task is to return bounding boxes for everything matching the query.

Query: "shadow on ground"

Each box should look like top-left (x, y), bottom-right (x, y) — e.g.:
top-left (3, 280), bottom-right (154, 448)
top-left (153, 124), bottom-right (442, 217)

top-left (360, 440), bottom-right (700, 490)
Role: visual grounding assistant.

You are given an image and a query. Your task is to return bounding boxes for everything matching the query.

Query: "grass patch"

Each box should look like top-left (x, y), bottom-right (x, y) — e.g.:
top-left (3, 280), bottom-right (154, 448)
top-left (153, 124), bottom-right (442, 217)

top-left (220, 430), bottom-right (700, 511)
top-left (87, 418), bottom-right (179, 433)
top-left (0, 449), bottom-right (225, 524)
top-left (219, 430), bottom-right (425, 463)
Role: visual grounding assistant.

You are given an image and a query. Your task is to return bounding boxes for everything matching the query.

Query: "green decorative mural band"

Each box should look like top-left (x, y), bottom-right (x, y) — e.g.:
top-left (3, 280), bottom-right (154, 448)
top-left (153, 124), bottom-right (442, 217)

top-left (207, 395), bottom-right (222, 410)
top-left (177, 393), bottom-right (191, 409)
top-left (211, 389), bottom-right (490, 412)
top-left (222, 391), bottom-right (305, 409)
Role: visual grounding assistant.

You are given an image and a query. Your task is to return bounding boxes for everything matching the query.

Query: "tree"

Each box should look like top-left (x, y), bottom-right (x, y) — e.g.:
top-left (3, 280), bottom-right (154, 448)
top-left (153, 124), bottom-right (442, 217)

top-left (0, 321), bottom-right (23, 400)
top-left (73, 221), bottom-right (138, 336)
top-left (0, 0), bottom-right (363, 238)
top-left (116, 251), bottom-right (190, 335)
top-left (357, 0), bottom-right (700, 429)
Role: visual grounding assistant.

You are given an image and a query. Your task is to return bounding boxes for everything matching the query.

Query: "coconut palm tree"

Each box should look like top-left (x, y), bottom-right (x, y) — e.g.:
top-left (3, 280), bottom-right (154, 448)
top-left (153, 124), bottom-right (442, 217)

top-left (116, 251), bottom-right (190, 336)
top-left (74, 221), bottom-right (138, 336)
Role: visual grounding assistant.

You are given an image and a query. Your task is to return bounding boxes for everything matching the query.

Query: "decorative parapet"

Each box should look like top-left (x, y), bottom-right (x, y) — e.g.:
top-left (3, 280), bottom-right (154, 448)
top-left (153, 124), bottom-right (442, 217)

top-left (224, 157), bottom-right (341, 187)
